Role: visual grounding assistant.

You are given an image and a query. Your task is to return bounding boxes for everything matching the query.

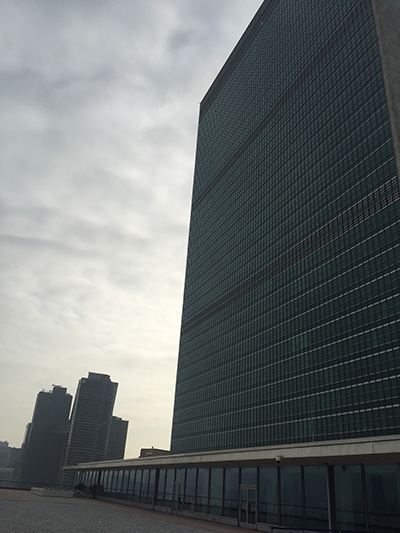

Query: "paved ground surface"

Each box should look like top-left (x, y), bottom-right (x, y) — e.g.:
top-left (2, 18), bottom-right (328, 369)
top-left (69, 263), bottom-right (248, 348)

top-left (0, 489), bottom-right (241, 533)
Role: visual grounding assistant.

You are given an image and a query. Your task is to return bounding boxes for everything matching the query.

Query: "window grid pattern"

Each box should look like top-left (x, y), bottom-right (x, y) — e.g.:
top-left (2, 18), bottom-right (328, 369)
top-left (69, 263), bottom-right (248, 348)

top-left (171, 0), bottom-right (400, 453)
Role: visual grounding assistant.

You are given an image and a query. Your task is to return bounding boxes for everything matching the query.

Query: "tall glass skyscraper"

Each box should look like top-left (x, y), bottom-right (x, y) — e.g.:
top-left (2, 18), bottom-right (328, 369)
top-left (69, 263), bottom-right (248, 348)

top-left (171, 0), bottom-right (400, 454)
top-left (61, 372), bottom-right (117, 487)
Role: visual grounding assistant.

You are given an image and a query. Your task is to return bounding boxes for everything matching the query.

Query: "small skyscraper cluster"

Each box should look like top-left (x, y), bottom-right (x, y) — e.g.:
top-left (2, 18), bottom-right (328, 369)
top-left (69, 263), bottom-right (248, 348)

top-left (18, 373), bottom-right (128, 488)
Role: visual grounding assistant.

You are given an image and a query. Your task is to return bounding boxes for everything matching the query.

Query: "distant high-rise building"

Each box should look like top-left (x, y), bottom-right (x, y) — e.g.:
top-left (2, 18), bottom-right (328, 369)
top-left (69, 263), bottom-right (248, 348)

top-left (0, 442), bottom-right (11, 468)
top-left (0, 441), bottom-right (22, 480)
top-left (62, 372), bottom-right (117, 486)
top-left (105, 416), bottom-right (128, 460)
top-left (19, 386), bottom-right (71, 486)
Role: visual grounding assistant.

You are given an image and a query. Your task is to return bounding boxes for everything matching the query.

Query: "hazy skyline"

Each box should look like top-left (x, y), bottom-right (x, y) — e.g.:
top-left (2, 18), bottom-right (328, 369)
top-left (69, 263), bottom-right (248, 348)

top-left (0, 0), bottom-right (262, 457)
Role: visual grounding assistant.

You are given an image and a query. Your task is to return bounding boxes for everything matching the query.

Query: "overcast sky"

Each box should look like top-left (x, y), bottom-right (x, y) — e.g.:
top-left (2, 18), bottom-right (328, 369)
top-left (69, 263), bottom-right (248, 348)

top-left (0, 0), bottom-right (262, 458)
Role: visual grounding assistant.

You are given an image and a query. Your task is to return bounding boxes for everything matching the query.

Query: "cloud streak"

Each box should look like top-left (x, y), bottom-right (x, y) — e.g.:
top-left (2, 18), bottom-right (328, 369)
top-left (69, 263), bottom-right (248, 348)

top-left (0, 0), bottom-right (262, 456)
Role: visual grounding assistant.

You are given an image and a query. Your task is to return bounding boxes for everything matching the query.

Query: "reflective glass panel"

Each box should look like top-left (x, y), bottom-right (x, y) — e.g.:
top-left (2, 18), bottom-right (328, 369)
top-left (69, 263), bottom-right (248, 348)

top-left (224, 468), bottom-right (239, 518)
top-left (157, 469), bottom-right (166, 505)
top-left (210, 468), bottom-right (223, 516)
top-left (174, 468), bottom-right (185, 512)
top-left (281, 466), bottom-right (303, 528)
top-left (164, 469), bottom-right (175, 508)
top-left (184, 468), bottom-right (196, 511)
top-left (365, 465), bottom-right (400, 532)
top-left (304, 466), bottom-right (328, 529)
top-left (122, 470), bottom-right (129, 497)
top-left (140, 469), bottom-right (149, 502)
top-left (116, 470), bottom-right (124, 494)
top-left (196, 468), bottom-right (209, 513)
top-left (241, 467), bottom-right (257, 486)
top-left (147, 469), bottom-right (156, 504)
top-left (133, 470), bottom-right (142, 502)
top-left (259, 467), bottom-right (278, 525)
top-left (127, 470), bottom-right (135, 498)
top-left (111, 470), bottom-right (118, 495)
top-left (335, 465), bottom-right (365, 531)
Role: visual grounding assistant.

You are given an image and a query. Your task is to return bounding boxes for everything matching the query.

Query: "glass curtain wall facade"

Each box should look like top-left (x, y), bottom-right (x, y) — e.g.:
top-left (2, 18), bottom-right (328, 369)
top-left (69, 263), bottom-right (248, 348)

top-left (170, 0), bottom-right (400, 454)
top-left (74, 463), bottom-right (400, 532)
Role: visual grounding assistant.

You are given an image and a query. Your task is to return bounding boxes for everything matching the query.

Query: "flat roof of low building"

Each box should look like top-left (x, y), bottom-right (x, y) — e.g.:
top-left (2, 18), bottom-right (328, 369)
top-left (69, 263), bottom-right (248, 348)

top-left (64, 434), bottom-right (400, 471)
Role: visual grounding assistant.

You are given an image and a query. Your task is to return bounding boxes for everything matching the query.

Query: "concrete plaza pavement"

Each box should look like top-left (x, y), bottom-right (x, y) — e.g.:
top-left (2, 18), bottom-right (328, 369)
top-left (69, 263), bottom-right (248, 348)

top-left (0, 489), bottom-right (241, 533)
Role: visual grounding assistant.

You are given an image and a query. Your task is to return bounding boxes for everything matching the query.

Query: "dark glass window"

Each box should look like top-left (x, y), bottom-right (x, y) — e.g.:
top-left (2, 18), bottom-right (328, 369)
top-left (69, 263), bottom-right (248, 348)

top-left (259, 467), bottom-right (278, 525)
top-left (164, 469), bottom-right (175, 508)
top-left (184, 468), bottom-right (196, 511)
top-left (121, 470), bottom-right (129, 498)
top-left (304, 466), bottom-right (328, 530)
top-left (147, 469), bottom-right (156, 504)
top-left (98, 471), bottom-right (105, 496)
top-left (174, 468), bottom-right (185, 512)
top-left (104, 471), bottom-right (112, 495)
top-left (196, 468), bottom-right (209, 513)
top-left (111, 470), bottom-right (118, 495)
top-left (365, 465), bottom-right (400, 532)
top-left (140, 470), bottom-right (149, 502)
top-left (280, 466), bottom-right (303, 528)
top-left (334, 465), bottom-right (365, 531)
top-left (133, 470), bottom-right (142, 502)
top-left (127, 470), bottom-right (135, 498)
top-left (210, 468), bottom-right (223, 516)
top-left (157, 469), bottom-right (166, 505)
top-left (241, 467), bottom-right (257, 486)
top-left (224, 468), bottom-right (239, 518)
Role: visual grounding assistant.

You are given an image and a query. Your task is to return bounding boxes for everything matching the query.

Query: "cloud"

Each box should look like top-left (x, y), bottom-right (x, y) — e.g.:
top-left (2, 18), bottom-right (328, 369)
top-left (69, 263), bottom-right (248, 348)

top-left (0, 0), bottom-right (262, 456)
